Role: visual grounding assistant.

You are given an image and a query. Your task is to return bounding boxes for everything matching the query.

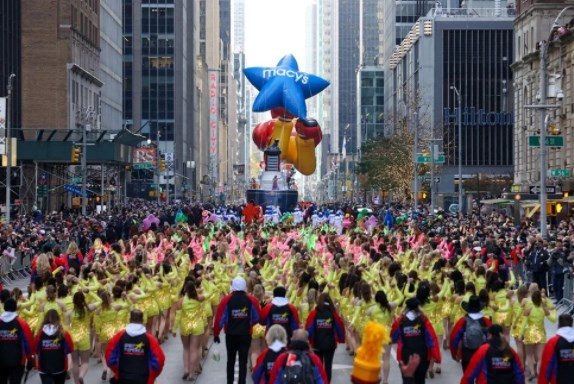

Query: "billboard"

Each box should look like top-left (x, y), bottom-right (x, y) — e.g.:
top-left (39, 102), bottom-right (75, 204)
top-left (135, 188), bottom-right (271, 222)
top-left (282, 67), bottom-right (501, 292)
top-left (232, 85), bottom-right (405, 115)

top-left (208, 70), bottom-right (220, 182)
top-left (134, 147), bottom-right (157, 165)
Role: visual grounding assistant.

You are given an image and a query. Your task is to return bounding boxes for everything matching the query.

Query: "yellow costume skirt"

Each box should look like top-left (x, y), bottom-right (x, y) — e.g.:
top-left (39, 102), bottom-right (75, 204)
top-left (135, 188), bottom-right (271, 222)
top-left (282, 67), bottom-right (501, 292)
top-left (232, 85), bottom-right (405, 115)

top-left (523, 325), bottom-right (545, 345)
top-left (252, 324), bottom-right (266, 340)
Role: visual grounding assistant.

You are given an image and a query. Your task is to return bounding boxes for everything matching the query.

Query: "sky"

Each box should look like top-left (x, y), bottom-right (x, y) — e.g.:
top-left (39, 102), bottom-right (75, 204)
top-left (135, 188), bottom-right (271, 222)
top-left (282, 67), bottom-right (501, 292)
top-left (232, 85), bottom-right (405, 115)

top-left (244, 0), bottom-right (312, 70)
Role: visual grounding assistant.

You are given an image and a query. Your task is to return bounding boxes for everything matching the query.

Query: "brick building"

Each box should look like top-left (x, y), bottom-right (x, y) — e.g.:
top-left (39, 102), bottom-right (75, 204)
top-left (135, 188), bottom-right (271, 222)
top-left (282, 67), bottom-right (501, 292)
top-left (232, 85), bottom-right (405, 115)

top-left (21, 0), bottom-right (102, 135)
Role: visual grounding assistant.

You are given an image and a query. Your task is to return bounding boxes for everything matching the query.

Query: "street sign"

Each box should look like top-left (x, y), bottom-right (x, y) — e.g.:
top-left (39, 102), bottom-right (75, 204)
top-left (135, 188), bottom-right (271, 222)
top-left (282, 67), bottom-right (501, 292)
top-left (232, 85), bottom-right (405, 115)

top-left (528, 136), bottom-right (564, 147)
top-left (64, 184), bottom-right (87, 197)
top-left (133, 163), bottom-right (153, 170)
top-left (416, 155), bottom-right (445, 164)
top-left (423, 177), bottom-right (441, 183)
top-left (150, 184), bottom-right (158, 188)
top-left (529, 185), bottom-right (557, 194)
top-left (548, 169), bottom-right (572, 177)
top-left (70, 177), bottom-right (82, 184)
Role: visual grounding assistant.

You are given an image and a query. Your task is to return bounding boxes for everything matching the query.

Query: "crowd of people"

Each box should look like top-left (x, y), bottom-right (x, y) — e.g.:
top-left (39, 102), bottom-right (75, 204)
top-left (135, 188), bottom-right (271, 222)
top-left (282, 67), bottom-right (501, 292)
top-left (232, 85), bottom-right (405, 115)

top-left (0, 199), bottom-right (573, 384)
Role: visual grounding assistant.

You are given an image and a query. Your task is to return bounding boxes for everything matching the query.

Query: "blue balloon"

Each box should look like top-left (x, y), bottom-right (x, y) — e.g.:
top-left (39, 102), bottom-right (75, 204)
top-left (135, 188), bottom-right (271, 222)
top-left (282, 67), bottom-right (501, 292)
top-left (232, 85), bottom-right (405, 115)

top-left (243, 55), bottom-right (330, 119)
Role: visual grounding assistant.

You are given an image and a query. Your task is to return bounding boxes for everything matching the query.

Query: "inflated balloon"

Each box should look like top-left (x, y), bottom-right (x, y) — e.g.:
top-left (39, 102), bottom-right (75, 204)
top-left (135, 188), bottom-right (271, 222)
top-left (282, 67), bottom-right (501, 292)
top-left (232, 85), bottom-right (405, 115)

top-left (243, 55), bottom-right (329, 119)
top-left (245, 55), bottom-right (329, 176)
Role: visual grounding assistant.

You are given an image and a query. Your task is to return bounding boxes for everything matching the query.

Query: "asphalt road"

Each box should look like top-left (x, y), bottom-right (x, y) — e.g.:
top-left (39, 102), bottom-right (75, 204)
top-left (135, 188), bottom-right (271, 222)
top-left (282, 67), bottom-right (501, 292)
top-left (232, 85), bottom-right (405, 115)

top-left (6, 276), bottom-right (560, 384)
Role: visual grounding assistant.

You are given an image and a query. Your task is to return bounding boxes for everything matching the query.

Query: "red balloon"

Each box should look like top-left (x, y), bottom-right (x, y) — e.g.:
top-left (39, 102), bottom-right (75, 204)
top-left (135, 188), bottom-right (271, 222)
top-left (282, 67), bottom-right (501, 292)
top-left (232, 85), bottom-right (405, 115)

top-left (271, 108), bottom-right (295, 121)
top-left (295, 118), bottom-right (322, 146)
top-left (252, 120), bottom-right (275, 150)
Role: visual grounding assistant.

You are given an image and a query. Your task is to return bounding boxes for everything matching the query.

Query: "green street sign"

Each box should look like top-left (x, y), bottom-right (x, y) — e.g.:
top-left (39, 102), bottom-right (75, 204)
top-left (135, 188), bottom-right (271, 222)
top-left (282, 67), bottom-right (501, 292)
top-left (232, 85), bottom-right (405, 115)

top-left (549, 169), bottom-right (572, 177)
top-left (528, 136), bottom-right (564, 147)
top-left (134, 163), bottom-right (154, 170)
top-left (71, 177), bottom-right (82, 184)
top-left (416, 155), bottom-right (445, 164)
top-left (150, 184), bottom-right (158, 188)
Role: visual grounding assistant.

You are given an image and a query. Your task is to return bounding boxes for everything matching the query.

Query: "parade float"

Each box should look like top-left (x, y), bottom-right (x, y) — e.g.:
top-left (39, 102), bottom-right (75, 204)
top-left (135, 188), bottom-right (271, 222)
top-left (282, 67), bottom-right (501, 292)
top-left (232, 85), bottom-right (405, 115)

top-left (243, 54), bottom-right (329, 211)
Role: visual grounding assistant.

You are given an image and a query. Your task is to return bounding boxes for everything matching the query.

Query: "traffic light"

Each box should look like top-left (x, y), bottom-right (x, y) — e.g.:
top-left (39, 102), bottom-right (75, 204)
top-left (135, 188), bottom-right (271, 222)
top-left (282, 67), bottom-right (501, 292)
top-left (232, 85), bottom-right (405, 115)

top-left (159, 159), bottom-right (166, 172)
top-left (71, 146), bottom-right (81, 163)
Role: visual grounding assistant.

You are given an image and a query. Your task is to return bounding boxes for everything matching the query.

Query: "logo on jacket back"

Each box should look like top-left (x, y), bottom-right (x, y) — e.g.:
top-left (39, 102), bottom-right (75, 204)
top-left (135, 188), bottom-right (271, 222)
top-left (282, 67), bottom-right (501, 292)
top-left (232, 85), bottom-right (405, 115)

top-left (316, 318), bottom-right (333, 329)
top-left (42, 337), bottom-right (61, 350)
top-left (231, 306), bottom-right (249, 319)
top-left (491, 356), bottom-right (512, 370)
top-left (559, 348), bottom-right (574, 362)
top-left (0, 328), bottom-right (18, 341)
top-left (272, 311), bottom-right (289, 324)
top-left (403, 324), bottom-right (422, 337)
top-left (123, 342), bottom-right (145, 356)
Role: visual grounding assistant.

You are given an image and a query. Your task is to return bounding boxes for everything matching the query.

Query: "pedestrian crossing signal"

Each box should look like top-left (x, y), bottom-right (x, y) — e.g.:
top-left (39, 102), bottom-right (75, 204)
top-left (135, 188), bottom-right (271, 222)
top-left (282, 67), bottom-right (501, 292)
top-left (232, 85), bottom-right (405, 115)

top-left (71, 147), bottom-right (81, 163)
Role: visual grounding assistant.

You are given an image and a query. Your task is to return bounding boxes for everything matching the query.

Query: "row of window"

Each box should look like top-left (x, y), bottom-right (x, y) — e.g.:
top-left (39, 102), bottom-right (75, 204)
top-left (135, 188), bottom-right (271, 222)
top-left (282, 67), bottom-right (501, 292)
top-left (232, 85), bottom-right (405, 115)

top-left (71, 4), bottom-right (99, 48)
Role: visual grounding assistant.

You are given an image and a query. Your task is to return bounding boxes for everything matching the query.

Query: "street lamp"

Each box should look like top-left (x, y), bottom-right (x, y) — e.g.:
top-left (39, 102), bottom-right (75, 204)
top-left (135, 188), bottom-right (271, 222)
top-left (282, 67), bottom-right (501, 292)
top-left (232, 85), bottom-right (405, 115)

top-left (450, 85), bottom-right (463, 214)
top-left (5, 74), bottom-right (15, 223)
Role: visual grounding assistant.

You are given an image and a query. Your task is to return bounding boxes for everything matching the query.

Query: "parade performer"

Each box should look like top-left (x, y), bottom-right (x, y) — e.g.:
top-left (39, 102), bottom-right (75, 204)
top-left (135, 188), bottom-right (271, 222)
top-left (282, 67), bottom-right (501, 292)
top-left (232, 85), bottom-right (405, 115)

top-left (35, 309), bottom-right (74, 384)
top-left (0, 298), bottom-right (34, 383)
top-left (461, 324), bottom-right (525, 384)
top-left (538, 314), bottom-right (574, 384)
top-left (105, 310), bottom-right (165, 384)
top-left (305, 293), bottom-right (345, 381)
top-left (213, 276), bottom-right (261, 384)
top-left (252, 325), bottom-right (288, 384)
top-left (391, 298), bottom-right (441, 384)
top-left (450, 296), bottom-right (492, 371)
top-left (268, 329), bottom-right (328, 384)
top-left (261, 286), bottom-right (300, 342)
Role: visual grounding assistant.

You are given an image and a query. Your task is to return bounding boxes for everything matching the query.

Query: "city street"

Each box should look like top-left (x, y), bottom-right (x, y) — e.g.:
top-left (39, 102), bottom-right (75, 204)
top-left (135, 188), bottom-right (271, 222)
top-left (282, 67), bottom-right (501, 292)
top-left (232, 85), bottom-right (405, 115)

top-left (10, 272), bottom-right (560, 384)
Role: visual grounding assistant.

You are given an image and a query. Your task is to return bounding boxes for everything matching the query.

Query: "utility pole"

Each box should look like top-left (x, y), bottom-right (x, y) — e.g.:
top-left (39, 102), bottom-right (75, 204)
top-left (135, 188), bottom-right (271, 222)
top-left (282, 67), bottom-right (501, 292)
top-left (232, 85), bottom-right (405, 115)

top-left (430, 141), bottom-right (436, 213)
top-left (156, 129), bottom-right (160, 204)
top-left (5, 74), bottom-right (15, 223)
top-left (450, 85), bottom-right (464, 215)
top-left (539, 41), bottom-right (548, 238)
top-left (81, 109), bottom-right (90, 216)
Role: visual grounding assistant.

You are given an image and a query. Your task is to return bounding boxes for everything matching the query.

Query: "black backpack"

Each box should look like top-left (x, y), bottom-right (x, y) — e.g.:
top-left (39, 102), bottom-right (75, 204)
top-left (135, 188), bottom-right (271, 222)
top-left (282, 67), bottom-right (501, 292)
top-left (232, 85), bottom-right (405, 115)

top-left (281, 350), bottom-right (314, 384)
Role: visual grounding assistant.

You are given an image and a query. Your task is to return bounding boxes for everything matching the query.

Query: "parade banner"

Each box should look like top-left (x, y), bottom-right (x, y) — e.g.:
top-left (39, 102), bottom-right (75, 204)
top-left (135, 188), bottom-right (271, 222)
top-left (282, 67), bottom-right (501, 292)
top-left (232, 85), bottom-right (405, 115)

top-left (208, 69), bottom-right (220, 183)
top-left (0, 97), bottom-right (6, 155)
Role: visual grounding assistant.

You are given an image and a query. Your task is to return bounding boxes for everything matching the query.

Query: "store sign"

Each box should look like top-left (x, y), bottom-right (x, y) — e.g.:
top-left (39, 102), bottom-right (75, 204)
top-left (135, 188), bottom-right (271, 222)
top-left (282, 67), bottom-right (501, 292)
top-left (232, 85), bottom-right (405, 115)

top-left (134, 147), bottom-right (157, 165)
top-left (443, 107), bottom-right (513, 126)
top-left (208, 70), bottom-right (220, 181)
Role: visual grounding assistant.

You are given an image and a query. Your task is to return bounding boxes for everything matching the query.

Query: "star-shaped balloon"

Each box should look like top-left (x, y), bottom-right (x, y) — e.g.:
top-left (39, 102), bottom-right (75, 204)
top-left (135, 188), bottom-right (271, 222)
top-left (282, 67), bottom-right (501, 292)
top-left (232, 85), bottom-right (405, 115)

top-left (243, 54), bottom-right (329, 118)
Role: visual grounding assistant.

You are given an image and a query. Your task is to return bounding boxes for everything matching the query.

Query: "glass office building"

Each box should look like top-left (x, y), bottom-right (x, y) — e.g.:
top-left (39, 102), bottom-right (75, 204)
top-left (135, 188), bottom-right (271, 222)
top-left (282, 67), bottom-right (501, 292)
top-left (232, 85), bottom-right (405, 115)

top-left (388, 7), bottom-right (514, 194)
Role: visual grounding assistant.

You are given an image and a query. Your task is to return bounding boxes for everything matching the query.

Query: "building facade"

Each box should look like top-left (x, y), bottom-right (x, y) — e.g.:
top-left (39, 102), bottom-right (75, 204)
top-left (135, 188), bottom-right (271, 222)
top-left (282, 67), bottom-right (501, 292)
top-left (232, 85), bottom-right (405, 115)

top-left (21, 0), bottom-right (102, 134)
top-left (123, 0), bottom-right (197, 199)
top-left (388, 6), bottom-right (514, 200)
top-left (512, 0), bottom-right (574, 193)
top-left (99, 0), bottom-right (123, 131)
top-left (0, 0), bottom-right (21, 131)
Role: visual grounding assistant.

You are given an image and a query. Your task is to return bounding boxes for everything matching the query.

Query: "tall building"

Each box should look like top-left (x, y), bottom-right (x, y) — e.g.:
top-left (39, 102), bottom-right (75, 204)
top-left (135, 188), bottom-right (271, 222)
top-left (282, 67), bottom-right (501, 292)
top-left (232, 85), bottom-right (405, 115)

top-left (383, 0), bottom-right (434, 125)
top-left (357, 0), bottom-right (385, 145)
top-left (99, 0), bottom-right (123, 131)
top-left (0, 0), bottom-right (21, 131)
top-left (338, 0), bottom-right (360, 154)
top-left (388, 5), bottom-right (514, 206)
top-left (22, 0), bottom-right (101, 133)
top-left (513, 0), bottom-right (574, 194)
top-left (232, 0), bottom-right (245, 53)
top-left (123, 0), bottom-right (198, 199)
